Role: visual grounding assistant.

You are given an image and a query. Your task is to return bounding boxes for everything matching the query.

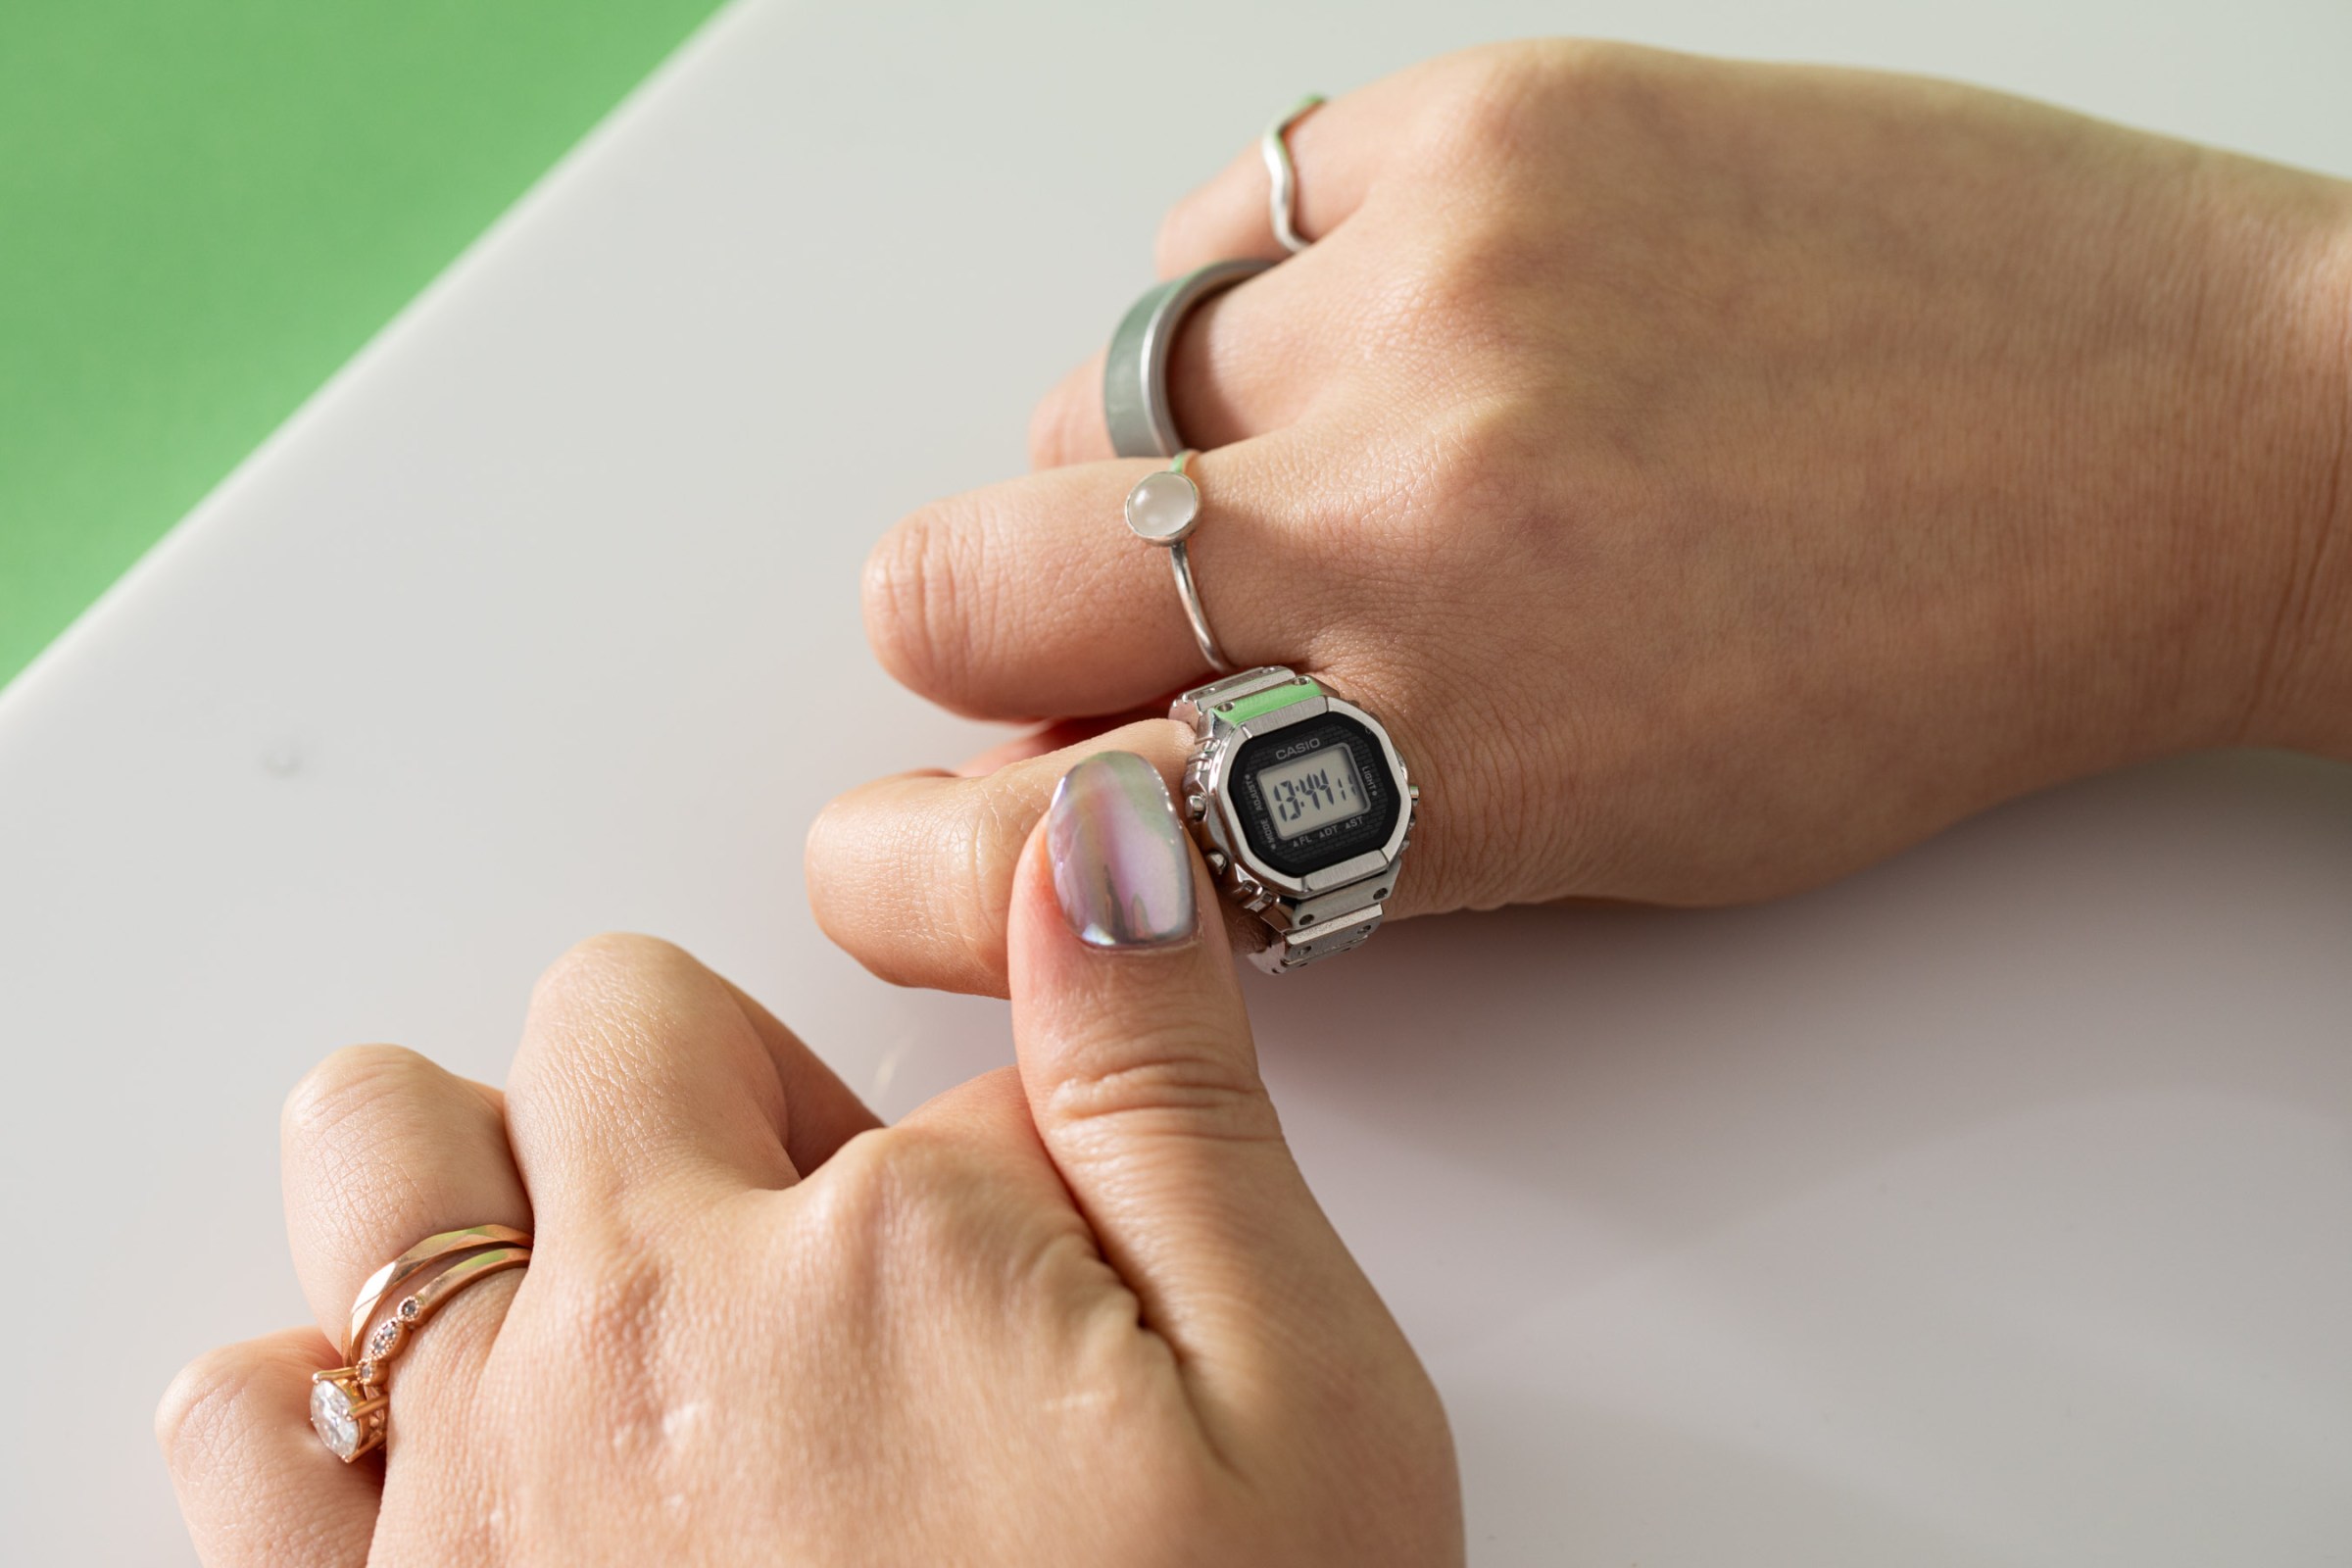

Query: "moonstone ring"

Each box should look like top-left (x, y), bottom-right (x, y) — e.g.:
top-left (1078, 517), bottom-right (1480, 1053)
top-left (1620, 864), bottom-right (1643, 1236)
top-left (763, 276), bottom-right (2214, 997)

top-left (311, 1236), bottom-right (531, 1462)
top-left (1125, 451), bottom-right (1232, 674)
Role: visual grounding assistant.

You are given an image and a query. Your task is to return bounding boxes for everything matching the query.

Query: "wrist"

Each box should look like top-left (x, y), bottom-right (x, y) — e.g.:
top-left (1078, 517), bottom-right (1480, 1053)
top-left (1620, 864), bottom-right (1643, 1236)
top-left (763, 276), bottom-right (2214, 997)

top-left (2222, 172), bottom-right (2352, 758)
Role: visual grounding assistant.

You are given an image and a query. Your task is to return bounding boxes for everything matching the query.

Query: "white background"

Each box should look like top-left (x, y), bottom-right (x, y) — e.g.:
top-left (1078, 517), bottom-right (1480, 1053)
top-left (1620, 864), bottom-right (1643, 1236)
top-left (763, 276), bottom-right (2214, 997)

top-left (3, 1), bottom-right (2348, 1560)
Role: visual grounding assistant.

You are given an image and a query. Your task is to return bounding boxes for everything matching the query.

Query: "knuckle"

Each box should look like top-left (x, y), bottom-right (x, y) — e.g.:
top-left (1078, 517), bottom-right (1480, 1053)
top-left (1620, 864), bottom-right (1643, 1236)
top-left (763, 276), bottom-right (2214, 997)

top-left (1408, 404), bottom-right (1559, 543)
top-left (1025, 381), bottom-right (1099, 470)
top-left (1419, 38), bottom-right (1626, 165)
top-left (796, 1126), bottom-right (981, 1271)
top-left (530, 931), bottom-right (692, 1009)
top-left (1042, 1032), bottom-right (1282, 1149)
top-left (860, 506), bottom-right (997, 712)
top-left (831, 1123), bottom-right (969, 1212)
top-left (947, 786), bottom-right (1020, 969)
top-left (804, 783), bottom-right (1017, 994)
top-left (282, 1042), bottom-right (439, 1148)
top-left (1334, 403), bottom-right (1555, 607)
top-left (801, 794), bottom-right (865, 930)
top-left (1152, 188), bottom-right (1215, 279)
top-left (154, 1345), bottom-right (257, 1473)
top-left (528, 1237), bottom-right (667, 1394)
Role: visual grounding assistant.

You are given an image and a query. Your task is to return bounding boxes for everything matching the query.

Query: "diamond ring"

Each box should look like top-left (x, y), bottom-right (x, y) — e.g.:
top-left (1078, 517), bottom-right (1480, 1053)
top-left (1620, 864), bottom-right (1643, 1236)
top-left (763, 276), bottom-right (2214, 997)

top-left (311, 1235), bottom-right (531, 1462)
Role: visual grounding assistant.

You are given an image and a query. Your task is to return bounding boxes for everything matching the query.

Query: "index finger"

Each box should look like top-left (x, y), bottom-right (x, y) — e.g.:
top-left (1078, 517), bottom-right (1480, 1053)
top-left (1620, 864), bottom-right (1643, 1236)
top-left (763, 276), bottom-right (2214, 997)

top-left (808, 718), bottom-right (1296, 998)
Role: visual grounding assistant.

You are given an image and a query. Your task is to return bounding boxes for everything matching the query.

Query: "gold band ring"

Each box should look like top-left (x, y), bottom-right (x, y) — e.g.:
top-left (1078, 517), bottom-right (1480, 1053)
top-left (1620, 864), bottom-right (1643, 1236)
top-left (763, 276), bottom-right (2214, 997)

top-left (312, 1238), bottom-right (532, 1461)
top-left (341, 1222), bottom-right (531, 1362)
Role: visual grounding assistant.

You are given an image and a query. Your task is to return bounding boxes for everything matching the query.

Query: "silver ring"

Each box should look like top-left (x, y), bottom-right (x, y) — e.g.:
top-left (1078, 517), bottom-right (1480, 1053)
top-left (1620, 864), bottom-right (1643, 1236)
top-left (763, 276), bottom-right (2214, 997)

top-left (1102, 260), bottom-right (1267, 460)
top-left (1262, 94), bottom-right (1323, 255)
top-left (1124, 450), bottom-right (1233, 673)
top-left (1102, 94), bottom-right (1322, 459)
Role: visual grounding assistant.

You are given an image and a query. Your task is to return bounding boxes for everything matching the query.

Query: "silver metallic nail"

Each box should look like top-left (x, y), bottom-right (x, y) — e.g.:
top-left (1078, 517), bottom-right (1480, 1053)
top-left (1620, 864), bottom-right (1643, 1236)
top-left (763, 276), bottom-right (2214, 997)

top-left (1046, 752), bottom-right (1197, 950)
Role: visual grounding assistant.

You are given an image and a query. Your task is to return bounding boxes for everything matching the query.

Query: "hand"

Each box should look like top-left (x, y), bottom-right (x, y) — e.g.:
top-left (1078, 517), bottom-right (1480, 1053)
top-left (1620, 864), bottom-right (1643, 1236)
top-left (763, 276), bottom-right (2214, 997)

top-left (157, 754), bottom-right (1460, 1565)
top-left (811, 40), bottom-right (2352, 996)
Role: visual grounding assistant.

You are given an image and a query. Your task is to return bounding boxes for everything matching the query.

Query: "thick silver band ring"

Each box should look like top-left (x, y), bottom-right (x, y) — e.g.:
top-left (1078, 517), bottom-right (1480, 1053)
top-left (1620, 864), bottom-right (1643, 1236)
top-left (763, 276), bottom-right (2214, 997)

top-left (1124, 450), bottom-right (1233, 673)
top-left (1102, 260), bottom-right (1267, 460)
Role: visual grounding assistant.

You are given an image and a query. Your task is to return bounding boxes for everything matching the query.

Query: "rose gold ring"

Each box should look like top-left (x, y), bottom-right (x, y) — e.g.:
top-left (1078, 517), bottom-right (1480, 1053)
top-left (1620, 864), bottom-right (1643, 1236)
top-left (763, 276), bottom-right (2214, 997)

top-left (311, 1241), bottom-right (531, 1462)
top-left (341, 1222), bottom-right (531, 1362)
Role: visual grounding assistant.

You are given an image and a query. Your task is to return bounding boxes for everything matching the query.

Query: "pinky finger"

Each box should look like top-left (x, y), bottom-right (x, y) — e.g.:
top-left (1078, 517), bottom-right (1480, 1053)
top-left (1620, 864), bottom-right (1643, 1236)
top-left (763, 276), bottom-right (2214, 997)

top-left (158, 1328), bottom-right (380, 1567)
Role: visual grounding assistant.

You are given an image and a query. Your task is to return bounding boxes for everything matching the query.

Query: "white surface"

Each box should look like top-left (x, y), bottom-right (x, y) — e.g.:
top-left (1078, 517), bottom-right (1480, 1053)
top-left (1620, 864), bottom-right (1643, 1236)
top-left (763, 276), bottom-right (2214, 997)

top-left (4, 1), bottom-right (2350, 1561)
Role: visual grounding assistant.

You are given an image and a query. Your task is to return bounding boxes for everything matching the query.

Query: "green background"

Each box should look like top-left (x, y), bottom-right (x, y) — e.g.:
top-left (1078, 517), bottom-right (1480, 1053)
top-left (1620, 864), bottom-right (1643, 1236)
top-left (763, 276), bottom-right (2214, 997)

top-left (0, 0), bottom-right (726, 689)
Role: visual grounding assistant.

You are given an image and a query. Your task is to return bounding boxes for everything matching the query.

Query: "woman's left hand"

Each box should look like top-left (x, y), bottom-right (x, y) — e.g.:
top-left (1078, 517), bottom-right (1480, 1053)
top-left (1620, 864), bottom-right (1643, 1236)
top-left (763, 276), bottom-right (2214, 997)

top-left (156, 753), bottom-right (1459, 1566)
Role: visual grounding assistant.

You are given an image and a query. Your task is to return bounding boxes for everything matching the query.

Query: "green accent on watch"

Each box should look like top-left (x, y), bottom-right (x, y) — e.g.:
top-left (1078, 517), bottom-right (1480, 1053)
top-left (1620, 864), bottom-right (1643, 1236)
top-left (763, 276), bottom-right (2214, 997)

top-left (1217, 676), bottom-right (1322, 726)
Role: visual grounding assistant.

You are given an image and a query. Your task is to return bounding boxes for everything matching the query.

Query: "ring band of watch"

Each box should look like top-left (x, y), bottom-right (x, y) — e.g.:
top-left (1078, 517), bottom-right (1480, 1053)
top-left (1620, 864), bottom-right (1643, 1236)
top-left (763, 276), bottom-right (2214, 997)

top-left (1172, 665), bottom-right (1416, 972)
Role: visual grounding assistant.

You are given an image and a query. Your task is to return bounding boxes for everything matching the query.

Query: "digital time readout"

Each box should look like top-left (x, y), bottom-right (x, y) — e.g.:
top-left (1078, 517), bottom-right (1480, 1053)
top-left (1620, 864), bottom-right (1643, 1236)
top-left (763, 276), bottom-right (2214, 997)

top-left (1252, 742), bottom-right (1370, 841)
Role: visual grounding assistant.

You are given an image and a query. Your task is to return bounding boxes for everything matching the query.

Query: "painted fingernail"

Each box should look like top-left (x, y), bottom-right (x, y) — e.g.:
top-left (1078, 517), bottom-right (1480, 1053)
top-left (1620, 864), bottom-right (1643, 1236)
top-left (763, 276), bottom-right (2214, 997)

top-left (1046, 752), bottom-right (1198, 950)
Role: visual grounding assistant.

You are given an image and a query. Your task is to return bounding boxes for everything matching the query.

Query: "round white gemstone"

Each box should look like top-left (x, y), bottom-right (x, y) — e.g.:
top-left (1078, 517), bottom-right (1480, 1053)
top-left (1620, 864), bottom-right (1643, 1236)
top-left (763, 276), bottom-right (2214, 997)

top-left (310, 1381), bottom-right (361, 1460)
top-left (1124, 470), bottom-right (1200, 543)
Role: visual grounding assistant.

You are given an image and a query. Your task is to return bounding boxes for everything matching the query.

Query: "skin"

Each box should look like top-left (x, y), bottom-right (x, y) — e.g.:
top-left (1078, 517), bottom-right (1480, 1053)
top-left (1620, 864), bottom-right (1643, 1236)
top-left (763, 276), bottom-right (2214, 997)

top-left (157, 818), bottom-right (1461, 1565)
top-left (811, 39), bottom-right (2352, 997)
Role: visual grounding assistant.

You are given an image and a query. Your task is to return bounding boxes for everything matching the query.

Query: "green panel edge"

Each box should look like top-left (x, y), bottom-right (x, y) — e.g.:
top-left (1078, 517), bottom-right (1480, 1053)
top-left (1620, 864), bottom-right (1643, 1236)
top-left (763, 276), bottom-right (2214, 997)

top-left (0, 0), bottom-right (730, 690)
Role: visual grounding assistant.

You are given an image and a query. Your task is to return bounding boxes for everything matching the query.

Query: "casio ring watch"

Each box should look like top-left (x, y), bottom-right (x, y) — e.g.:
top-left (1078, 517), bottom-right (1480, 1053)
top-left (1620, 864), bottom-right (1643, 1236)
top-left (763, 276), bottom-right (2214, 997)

top-left (1173, 665), bottom-right (1416, 973)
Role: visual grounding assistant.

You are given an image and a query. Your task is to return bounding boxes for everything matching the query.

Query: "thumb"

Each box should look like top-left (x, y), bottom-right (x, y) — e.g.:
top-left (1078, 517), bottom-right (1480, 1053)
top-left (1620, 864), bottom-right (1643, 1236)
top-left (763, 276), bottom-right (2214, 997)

top-left (1008, 749), bottom-right (1384, 1413)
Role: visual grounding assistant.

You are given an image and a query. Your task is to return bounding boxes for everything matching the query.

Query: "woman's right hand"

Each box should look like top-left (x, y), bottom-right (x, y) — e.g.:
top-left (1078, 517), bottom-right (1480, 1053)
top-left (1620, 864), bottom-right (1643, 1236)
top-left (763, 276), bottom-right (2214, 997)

top-left (809, 40), bottom-right (2352, 997)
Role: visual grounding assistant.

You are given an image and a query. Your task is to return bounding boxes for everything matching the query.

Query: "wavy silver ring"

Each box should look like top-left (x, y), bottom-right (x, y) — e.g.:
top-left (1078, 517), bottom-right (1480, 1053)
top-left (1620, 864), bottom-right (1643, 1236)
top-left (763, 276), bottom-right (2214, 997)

top-left (1262, 93), bottom-right (1324, 255)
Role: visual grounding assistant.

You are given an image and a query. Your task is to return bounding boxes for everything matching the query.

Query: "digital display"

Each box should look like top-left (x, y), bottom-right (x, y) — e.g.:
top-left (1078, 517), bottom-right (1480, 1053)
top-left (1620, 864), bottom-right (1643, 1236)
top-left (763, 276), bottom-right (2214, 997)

top-left (1252, 742), bottom-right (1370, 842)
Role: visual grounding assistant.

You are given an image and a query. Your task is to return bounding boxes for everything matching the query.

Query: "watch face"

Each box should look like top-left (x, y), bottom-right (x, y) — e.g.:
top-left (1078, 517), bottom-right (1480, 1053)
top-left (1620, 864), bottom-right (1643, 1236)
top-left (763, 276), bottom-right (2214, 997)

top-left (1230, 712), bottom-right (1402, 877)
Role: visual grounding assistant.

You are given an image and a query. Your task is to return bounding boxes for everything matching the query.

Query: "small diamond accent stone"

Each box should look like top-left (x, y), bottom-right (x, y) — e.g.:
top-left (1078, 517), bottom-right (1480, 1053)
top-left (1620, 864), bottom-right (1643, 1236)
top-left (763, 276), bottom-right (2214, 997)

top-left (397, 1296), bottom-right (421, 1322)
top-left (310, 1380), bottom-right (361, 1460)
top-left (368, 1320), bottom-right (403, 1357)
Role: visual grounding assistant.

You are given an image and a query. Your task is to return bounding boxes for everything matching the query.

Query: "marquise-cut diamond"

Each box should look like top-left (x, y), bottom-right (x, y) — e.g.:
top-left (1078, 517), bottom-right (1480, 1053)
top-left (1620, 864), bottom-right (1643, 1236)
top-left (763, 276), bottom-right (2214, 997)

top-left (310, 1380), bottom-right (361, 1460)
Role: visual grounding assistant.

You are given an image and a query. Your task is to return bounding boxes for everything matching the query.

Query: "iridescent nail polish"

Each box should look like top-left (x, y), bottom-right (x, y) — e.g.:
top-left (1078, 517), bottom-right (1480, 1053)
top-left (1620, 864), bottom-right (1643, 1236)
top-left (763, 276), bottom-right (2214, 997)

top-left (1046, 752), bottom-right (1197, 950)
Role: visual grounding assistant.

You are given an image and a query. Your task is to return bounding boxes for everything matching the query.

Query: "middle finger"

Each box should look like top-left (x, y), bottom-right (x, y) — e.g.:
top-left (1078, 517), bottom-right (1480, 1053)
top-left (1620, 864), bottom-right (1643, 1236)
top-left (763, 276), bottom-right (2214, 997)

top-left (808, 718), bottom-right (1282, 998)
top-left (281, 1048), bottom-right (533, 1364)
top-left (1027, 249), bottom-right (1358, 470)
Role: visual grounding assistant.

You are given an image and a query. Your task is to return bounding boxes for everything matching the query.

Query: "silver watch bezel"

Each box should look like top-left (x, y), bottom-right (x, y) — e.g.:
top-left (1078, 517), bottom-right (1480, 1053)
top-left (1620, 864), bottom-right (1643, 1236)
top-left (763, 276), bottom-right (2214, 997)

top-left (1196, 691), bottom-right (1412, 903)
